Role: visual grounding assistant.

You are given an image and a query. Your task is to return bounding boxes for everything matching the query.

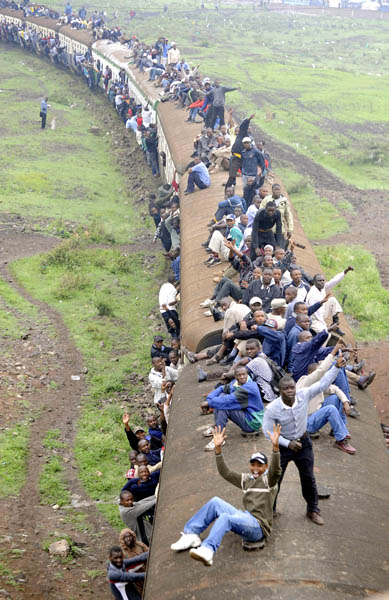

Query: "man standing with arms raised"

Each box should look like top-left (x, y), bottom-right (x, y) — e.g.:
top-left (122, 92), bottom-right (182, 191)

top-left (262, 352), bottom-right (345, 525)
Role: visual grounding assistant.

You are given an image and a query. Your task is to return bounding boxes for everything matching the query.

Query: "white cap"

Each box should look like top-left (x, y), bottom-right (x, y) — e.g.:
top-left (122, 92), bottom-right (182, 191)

top-left (242, 137), bottom-right (251, 143)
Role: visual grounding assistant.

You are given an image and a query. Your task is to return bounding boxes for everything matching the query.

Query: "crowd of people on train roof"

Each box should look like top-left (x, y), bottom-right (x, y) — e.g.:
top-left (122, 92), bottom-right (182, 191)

top-left (0, 9), bottom-right (383, 596)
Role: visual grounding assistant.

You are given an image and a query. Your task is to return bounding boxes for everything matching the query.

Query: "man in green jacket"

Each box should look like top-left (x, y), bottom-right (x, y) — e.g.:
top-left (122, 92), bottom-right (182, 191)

top-left (170, 424), bottom-right (282, 566)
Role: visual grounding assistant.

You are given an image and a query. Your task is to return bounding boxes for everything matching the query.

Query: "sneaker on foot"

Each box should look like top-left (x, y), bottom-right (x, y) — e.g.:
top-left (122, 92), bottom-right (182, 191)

top-left (334, 440), bottom-right (356, 454)
top-left (197, 366), bottom-right (208, 382)
top-left (202, 427), bottom-right (214, 437)
top-left (189, 545), bottom-right (214, 566)
top-left (204, 439), bottom-right (225, 452)
top-left (348, 406), bottom-right (360, 418)
top-left (200, 298), bottom-right (214, 308)
top-left (171, 532), bottom-right (202, 552)
top-left (209, 258), bottom-right (222, 267)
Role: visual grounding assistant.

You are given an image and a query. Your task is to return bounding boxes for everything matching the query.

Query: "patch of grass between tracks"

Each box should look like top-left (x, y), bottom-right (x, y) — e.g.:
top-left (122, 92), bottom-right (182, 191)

top-left (315, 244), bottom-right (389, 341)
top-left (0, 424), bottom-right (30, 497)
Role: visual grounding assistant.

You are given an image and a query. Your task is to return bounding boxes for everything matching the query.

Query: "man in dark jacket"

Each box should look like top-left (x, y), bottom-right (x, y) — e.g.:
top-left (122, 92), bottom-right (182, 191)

top-left (225, 113), bottom-right (255, 188)
top-left (107, 546), bottom-right (148, 600)
top-left (242, 268), bottom-right (283, 312)
top-left (251, 203), bottom-right (282, 260)
top-left (150, 335), bottom-right (172, 363)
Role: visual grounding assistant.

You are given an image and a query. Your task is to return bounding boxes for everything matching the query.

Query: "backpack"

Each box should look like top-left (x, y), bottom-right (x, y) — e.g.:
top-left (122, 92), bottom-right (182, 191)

top-left (263, 356), bottom-right (287, 393)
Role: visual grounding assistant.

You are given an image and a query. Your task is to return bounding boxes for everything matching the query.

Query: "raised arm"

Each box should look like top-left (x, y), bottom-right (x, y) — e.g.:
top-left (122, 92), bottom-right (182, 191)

top-left (213, 427), bottom-right (242, 488)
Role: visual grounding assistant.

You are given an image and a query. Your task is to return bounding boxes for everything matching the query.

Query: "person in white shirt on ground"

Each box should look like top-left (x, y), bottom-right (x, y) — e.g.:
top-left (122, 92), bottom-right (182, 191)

top-left (148, 357), bottom-right (178, 404)
top-left (158, 276), bottom-right (180, 333)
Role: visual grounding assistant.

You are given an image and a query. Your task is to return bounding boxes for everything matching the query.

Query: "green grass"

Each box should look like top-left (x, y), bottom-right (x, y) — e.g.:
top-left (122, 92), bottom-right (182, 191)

top-left (277, 167), bottom-right (349, 239)
top-left (39, 456), bottom-right (71, 506)
top-left (12, 243), bottom-right (164, 401)
top-left (12, 240), bottom-right (164, 524)
top-left (0, 550), bottom-right (23, 589)
top-left (0, 48), bottom-right (140, 243)
top-left (43, 429), bottom-right (66, 450)
top-left (39, 1), bottom-right (387, 190)
top-left (0, 424), bottom-right (30, 497)
top-left (315, 244), bottom-right (389, 341)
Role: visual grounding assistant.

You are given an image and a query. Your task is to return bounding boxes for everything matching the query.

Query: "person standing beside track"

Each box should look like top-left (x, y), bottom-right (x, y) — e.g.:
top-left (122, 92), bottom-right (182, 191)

top-left (40, 96), bottom-right (49, 129)
top-left (171, 424), bottom-right (282, 566)
top-left (262, 353), bottom-right (344, 526)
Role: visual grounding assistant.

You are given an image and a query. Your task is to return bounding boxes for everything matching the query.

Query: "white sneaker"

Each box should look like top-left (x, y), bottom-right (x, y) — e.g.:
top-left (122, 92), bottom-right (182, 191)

top-left (171, 532), bottom-right (202, 552)
top-left (202, 427), bottom-right (214, 438)
top-left (204, 439), bottom-right (225, 452)
top-left (200, 298), bottom-right (213, 308)
top-left (189, 545), bottom-right (214, 566)
top-left (203, 310), bottom-right (213, 317)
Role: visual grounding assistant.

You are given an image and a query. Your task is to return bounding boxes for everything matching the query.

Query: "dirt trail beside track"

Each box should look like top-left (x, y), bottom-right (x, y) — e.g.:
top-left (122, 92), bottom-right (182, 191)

top-left (0, 232), bottom-right (117, 599)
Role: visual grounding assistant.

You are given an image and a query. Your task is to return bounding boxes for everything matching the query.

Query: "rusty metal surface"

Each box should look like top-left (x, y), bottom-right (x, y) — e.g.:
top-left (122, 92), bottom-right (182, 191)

top-left (144, 364), bottom-right (389, 599)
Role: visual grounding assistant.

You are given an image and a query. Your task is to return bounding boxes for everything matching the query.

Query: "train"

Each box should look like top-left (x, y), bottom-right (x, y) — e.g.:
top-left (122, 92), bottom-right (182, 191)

top-left (1, 9), bottom-right (389, 598)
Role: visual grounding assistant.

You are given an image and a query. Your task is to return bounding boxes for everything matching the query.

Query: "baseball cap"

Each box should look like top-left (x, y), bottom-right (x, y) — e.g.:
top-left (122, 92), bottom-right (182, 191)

top-left (134, 426), bottom-right (145, 433)
top-left (249, 297), bottom-right (262, 305)
top-left (242, 136), bottom-right (251, 143)
top-left (271, 298), bottom-right (286, 309)
top-left (226, 214), bottom-right (235, 221)
top-left (249, 452), bottom-right (268, 465)
top-left (154, 335), bottom-right (164, 342)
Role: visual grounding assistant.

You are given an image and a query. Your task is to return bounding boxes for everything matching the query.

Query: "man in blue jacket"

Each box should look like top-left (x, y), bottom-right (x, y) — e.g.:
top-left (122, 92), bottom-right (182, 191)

top-left (201, 366), bottom-right (264, 451)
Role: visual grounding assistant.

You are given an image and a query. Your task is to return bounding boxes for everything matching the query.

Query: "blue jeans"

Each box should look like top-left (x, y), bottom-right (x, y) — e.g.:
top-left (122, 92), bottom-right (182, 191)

top-left (214, 199), bottom-right (243, 221)
top-left (189, 106), bottom-right (200, 121)
top-left (334, 368), bottom-right (351, 400)
top-left (184, 496), bottom-right (263, 553)
top-left (185, 171), bottom-right (209, 193)
top-left (149, 150), bottom-right (160, 176)
top-left (307, 394), bottom-right (349, 441)
top-left (214, 408), bottom-right (261, 432)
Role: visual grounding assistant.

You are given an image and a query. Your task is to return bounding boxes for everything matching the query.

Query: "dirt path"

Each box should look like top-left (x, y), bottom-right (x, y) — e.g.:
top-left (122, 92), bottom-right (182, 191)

top-left (0, 232), bottom-right (119, 599)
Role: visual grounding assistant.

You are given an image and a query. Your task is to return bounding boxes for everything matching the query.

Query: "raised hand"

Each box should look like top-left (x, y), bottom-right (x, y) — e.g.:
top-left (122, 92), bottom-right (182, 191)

top-left (336, 350), bottom-right (346, 368)
top-left (122, 413), bottom-right (130, 430)
top-left (266, 423), bottom-right (281, 449)
top-left (212, 425), bottom-right (227, 451)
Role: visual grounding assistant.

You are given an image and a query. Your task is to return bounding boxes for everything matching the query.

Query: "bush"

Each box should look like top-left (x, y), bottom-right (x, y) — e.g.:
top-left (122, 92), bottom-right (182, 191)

top-left (87, 220), bottom-right (115, 244)
top-left (95, 293), bottom-right (114, 317)
top-left (54, 272), bottom-right (90, 299)
top-left (41, 238), bottom-right (85, 270)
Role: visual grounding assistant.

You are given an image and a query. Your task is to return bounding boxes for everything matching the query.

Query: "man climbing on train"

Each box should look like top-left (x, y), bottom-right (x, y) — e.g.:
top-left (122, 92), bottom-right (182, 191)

top-left (170, 424), bottom-right (282, 566)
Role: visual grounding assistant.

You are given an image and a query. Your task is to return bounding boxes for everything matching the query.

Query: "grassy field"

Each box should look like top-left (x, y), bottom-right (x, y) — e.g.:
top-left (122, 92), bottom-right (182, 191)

top-left (315, 244), bottom-right (389, 340)
top-left (35, 0), bottom-right (389, 189)
top-left (0, 49), bottom-right (140, 243)
top-left (0, 47), bottom-right (163, 528)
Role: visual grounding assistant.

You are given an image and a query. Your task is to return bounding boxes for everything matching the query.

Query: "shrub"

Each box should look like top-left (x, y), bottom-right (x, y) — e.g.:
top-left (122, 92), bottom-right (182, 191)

top-left (95, 293), bottom-right (114, 317)
top-left (54, 272), bottom-right (90, 299)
